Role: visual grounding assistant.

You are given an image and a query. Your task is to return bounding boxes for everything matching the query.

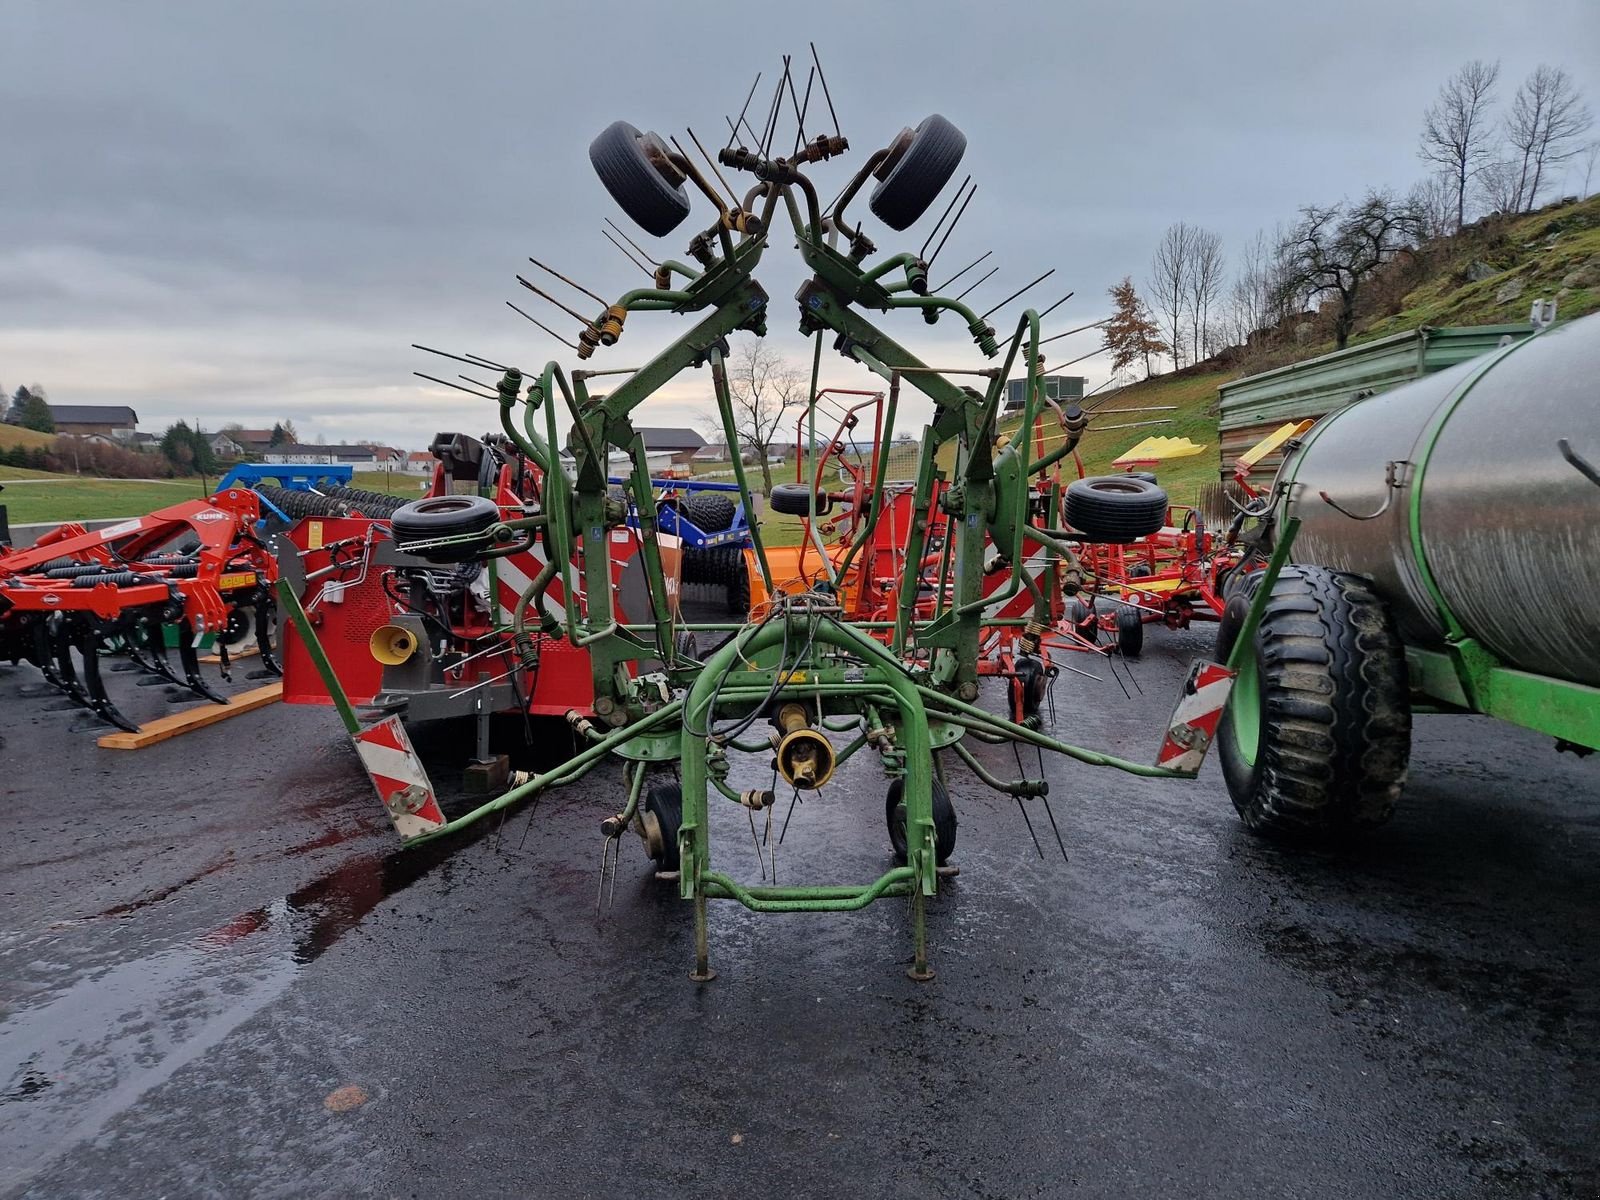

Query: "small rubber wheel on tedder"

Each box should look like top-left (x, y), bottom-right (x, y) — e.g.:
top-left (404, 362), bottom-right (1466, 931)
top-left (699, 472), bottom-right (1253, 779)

top-left (886, 776), bottom-right (958, 866)
top-left (641, 783), bottom-right (683, 873)
top-left (1115, 606), bottom-right (1144, 657)
top-left (391, 495), bottom-right (500, 562)
top-left (869, 114), bottom-right (968, 231)
top-left (768, 482), bottom-right (831, 517)
top-left (588, 121), bottom-right (692, 237)
top-left (1213, 565), bottom-right (1411, 842)
top-left (1067, 597), bottom-right (1099, 644)
top-left (1064, 476), bottom-right (1168, 542)
top-left (1010, 654), bottom-right (1047, 726)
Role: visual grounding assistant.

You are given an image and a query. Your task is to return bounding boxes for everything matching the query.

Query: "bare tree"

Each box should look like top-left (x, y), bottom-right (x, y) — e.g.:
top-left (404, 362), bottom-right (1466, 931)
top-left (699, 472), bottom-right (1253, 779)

top-left (1186, 228), bottom-right (1225, 361)
top-left (1474, 156), bottom-right (1524, 216)
top-left (1419, 59), bottom-right (1500, 230)
top-left (1148, 223), bottom-right (1194, 369)
top-left (1408, 173), bottom-right (1457, 240)
top-left (1582, 139), bottom-right (1600, 198)
top-left (1280, 191), bottom-right (1423, 350)
top-left (1505, 65), bottom-right (1593, 211)
top-left (1224, 225), bottom-right (1304, 348)
top-left (723, 340), bottom-right (803, 492)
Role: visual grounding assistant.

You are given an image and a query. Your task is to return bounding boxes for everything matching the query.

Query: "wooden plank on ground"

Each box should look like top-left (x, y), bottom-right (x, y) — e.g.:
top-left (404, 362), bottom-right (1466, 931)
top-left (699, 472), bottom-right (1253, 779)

top-left (200, 645), bottom-right (259, 664)
top-left (97, 682), bottom-right (283, 751)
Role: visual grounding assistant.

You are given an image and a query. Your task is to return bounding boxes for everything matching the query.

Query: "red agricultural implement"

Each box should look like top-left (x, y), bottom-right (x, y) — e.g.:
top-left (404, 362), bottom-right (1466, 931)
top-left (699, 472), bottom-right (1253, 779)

top-left (1060, 422), bottom-right (1317, 656)
top-left (0, 489), bottom-right (282, 732)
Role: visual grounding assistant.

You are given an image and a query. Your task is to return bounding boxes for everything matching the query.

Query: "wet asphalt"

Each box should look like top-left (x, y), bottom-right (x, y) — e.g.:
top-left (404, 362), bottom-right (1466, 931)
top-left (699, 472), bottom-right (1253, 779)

top-left (1, 622), bottom-right (1596, 1199)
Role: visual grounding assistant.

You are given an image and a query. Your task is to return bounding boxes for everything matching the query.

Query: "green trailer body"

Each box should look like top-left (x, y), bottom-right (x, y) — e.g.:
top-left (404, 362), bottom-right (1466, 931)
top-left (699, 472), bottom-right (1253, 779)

top-left (1216, 324), bottom-right (1534, 474)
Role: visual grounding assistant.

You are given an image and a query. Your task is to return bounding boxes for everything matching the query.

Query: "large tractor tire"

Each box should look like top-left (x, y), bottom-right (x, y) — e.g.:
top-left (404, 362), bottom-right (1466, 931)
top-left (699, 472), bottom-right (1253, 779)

top-left (1214, 565), bottom-right (1411, 842)
top-left (391, 495), bottom-right (500, 563)
top-left (1063, 476), bottom-right (1168, 542)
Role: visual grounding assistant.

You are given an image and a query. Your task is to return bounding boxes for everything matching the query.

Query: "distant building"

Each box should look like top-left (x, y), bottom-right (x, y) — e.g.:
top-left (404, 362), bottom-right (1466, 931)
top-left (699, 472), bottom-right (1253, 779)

top-left (226, 429), bottom-right (280, 454)
top-left (401, 451), bottom-right (435, 474)
top-left (48, 404), bottom-right (139, 437)
top-left (208, 432), bottom-right (245, 458)
top-left (262, 443), bottom-right (382, 466)
top-left (1004, 374), bottom-right (1084, 412)
top-left (638, 427), bottom-right (707, 467)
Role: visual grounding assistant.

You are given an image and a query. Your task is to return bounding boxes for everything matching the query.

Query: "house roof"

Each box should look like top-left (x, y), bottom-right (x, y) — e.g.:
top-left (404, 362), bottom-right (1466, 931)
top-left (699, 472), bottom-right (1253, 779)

top-left (48, 404), bottom-right (139, 425)
top-left (405, 451), bottom-right (433, 461)
top-left (638, 427), bottom-right (706, 451)
top-left (229, 428), bottom-right (277, 444)
top-left (267, 443), bottom-right (380, 456)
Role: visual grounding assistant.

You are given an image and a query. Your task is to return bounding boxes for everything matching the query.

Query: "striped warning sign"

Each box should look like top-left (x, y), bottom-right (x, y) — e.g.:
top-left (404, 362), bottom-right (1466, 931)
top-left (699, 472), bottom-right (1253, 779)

top-left (354, 714), bottom-right (445, 841)
top-left (1156, 659), bottom-right (1236, 774)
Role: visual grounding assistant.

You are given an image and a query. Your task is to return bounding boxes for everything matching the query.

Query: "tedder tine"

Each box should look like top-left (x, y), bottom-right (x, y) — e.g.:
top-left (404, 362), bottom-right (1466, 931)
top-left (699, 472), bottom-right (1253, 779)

top-left (75, 625), bottom-right (140, 733)
top-left (175, 621), bottom-right (229, 705)
top-left (255, 595), bottom-right (282, 677)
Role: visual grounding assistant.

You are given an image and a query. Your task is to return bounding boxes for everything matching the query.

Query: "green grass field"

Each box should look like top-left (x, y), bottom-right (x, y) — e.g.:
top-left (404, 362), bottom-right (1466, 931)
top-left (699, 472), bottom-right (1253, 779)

top-left (1, 476), bottom-right (210, 526)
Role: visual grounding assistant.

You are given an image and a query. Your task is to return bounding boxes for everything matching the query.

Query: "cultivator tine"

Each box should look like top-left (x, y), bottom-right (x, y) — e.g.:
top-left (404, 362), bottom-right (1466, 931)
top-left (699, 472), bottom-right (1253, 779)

top-left (175, 622), bottom-right (229, 705)
top-left (29, 621), bottom-right (67, 693)
top-left (138, 618), bottom-right (184, 687)
top-left (253, 595), bottom-right (283, 676)
top-left (73, 625), bottom-right (139, 733)
top-left (49, 619), bottom-right (91, 708)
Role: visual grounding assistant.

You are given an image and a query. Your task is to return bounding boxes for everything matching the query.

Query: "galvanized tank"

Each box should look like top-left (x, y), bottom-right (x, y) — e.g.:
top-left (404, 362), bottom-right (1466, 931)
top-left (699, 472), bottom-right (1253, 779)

top-left (1280, 311), bottom-right (1600, 688)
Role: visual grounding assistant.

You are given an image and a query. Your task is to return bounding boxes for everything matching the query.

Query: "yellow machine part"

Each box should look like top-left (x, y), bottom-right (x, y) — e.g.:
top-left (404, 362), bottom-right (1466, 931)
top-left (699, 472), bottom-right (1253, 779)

top-left (1237, 419), bottom-right (1316, 469)
top-left (747, 545), bottom-right (864, 614)
top-left (1112, 436), bottom-right (1208, 466)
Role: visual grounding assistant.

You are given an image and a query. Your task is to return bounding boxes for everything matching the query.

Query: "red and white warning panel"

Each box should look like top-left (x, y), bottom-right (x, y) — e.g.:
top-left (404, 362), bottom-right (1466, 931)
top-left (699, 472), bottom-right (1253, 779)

top-left (1156, 660), bottom-right (1236, 774)
top-left (354, 714), bottom-right (446, 841)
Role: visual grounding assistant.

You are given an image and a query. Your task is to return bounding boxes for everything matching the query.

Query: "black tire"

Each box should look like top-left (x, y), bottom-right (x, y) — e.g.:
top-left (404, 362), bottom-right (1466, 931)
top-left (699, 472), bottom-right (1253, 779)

top-left (1063, 476), bottom-right (1169, 542)
top-left (1214, 566), bottom-right (1411, 842)
top-left (1011, 654), bottom-right (1047, 724)
top-left (1067, 597), bottom-right (1098, 643)
top-left (886, 776), bottom-right (957, 866)
top-left (643, 783), bottom-right (683, 872)
top-left (681, 492), bottom-right (736, 534)
top-left (768, 482), bottom-right (831, 517)
top-left (589, 121), bottom-right (692, 237)
top-left (1127, 562), bottom-right (1154, 579)
top-left (391, 495), bottom-right (500, 562)
top-left (725, 550), bottom-right (751, 616)
top-left (1129, 471), bottom-right (1159, 484)
top-left (1116, 607), bottom-right (1144, 658)
top-left (869, 114), bottom-right (968, 231)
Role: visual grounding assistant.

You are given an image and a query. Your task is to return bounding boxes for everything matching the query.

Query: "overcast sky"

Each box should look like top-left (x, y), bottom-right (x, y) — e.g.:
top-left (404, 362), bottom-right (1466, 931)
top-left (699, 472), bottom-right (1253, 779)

top-left (2, 1), bottom-right (1596, 448)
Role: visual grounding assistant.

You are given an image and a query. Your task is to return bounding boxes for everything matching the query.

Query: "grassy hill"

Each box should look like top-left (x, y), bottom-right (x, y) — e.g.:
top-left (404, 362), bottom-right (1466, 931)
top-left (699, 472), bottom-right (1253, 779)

top-left (0, 425), bottom-right (58, 452)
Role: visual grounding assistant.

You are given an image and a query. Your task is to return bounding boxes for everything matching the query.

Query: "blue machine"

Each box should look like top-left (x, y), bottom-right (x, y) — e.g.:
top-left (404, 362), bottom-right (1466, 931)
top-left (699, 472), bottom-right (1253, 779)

top-left (216, 463), bottom-right (356, 526)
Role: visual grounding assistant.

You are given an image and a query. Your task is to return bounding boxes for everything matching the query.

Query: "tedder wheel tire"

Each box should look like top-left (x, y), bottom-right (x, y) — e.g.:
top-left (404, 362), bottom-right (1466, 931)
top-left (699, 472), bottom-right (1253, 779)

top-left (1213, 565), bottom-right (1411, 842)
top-left (589, 120), bottom-right (692, 237)
top-left (391, 495), bottom-right (500, 562)
top-left (886, 776), bottom-right (958, 866)
top-left (1116, 606), bottom-right (1144, 657)
top-left (1067, 597), bottom-right (1098, 643)
top-left (643, 783), bottom-right (683, 872)
top-left (768, 482), bottom-right (831, 517)
top-left (1012, 654), bottom-right (1047, 724)
top-left (680, 491), bottom-right (736, 534)
top-left (1063, 476), bottom-right (1169, 542)
top-left (869, 114), bottom-right (968, 231)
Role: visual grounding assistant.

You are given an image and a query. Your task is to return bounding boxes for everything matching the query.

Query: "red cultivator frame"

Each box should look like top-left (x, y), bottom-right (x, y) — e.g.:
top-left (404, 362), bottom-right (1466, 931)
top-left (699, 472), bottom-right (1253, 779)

top-left (0, 489), bottom-right (281, 731)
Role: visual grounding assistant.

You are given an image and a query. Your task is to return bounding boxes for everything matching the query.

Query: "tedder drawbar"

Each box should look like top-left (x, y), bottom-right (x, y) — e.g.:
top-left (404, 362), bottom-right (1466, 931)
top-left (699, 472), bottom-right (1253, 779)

top-left (281, 58), bottom-right (1299, 980)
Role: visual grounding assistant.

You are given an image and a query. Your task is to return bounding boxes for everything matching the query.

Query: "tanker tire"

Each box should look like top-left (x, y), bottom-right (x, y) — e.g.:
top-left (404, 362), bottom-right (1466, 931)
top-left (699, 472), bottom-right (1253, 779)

top-left (1214, 565), bottom-right (1410, 842)
top-left (1063, 476), bottom-right (1168, 542)
top-left (589, 121), bottom-right (692, 237)
top-left (886, 776), bottom-right (957, 866)
top-left (869, 115), bottom-right (968, 231)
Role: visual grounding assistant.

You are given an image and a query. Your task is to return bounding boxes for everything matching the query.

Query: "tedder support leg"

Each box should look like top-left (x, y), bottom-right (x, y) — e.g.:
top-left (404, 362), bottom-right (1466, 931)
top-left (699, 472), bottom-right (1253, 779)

top-left (691, 881), bottom-right (715, 984)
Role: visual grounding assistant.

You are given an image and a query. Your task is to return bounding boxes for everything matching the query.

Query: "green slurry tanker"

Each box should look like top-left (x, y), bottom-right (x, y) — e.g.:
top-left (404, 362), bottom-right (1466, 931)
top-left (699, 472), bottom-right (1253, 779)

top-left (1215, 310), bottom-right (1600, 841)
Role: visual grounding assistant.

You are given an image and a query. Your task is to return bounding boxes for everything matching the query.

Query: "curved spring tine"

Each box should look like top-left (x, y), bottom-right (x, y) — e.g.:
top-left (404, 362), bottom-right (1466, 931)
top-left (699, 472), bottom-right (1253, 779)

top-left (28, 620), bottom-right (67, 690)
top-left (175, 622), bottom-right (229, 705)
top-left (138, 618), bottom-right (184, 687)
top-left (75, 625), bottom-right (140, 733)
top-left (50, 618), bottom-right (91, 707)
top-left (256, 593), bottom-right (282, 676)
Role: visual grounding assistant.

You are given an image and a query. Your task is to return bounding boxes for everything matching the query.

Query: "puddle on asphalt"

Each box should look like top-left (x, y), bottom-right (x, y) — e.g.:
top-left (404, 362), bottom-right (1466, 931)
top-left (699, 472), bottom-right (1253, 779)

top-left (0, 837), bottom-right (456, 1194)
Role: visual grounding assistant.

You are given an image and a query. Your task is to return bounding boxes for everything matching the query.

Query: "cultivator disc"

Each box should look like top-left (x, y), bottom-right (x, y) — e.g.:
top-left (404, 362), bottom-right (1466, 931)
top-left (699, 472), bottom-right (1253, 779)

top-left (0, 491), bottom-right (284, 732)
